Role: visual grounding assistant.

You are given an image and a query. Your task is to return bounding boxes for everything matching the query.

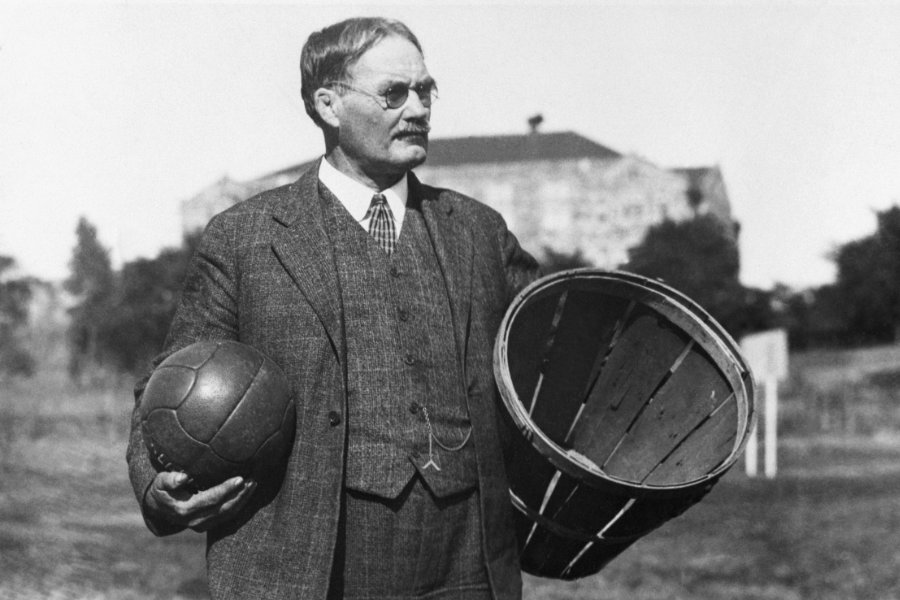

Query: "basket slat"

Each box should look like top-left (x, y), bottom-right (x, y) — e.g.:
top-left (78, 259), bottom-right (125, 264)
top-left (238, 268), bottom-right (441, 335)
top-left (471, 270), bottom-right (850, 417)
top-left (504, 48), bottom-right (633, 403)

top-left (644, 397), bottom-right (739, 485)
top-left (531, 290), bottom-right (628, 443)
top-left (567, 307), bottom-right (687, 467)
top-left (506, 292), bottom-right (560, 407)
top-left (602, 345), bottom-right (732, 482)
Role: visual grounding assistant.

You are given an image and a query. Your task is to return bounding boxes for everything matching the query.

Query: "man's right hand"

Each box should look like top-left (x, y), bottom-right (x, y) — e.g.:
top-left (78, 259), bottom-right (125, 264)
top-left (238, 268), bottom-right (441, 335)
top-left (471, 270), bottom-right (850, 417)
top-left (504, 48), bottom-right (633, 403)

top-left (145, 471), bottom-right (257, 532)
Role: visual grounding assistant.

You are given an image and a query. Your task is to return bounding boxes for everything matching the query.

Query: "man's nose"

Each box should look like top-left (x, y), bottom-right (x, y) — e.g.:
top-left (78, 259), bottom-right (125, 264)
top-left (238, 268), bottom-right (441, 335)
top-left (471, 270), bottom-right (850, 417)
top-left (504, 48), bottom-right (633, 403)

top-left (402, 91), bottom-right (430, 118)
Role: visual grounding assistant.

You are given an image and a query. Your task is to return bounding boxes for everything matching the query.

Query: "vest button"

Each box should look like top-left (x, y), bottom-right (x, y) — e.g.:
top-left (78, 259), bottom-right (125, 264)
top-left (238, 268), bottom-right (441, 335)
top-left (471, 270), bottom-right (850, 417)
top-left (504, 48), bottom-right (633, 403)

top-left (327, 411), bottom-right (341, 426)
top-left (408, 402), bottom-right (420, 414)
top-left (397, 308), bottom-right (410, 322)
top-left (404, 353), bottom-right (417, 366)
top-left (390, 266), bottom-right (401, 278)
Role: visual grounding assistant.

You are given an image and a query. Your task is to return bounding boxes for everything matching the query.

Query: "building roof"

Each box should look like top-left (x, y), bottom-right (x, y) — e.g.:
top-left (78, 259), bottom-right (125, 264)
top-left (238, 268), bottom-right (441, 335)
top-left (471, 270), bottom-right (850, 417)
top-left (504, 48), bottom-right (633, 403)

top-left (423, 130), bottom-right (620, 166)
top-left (259, 130), bottom-right (620, 181)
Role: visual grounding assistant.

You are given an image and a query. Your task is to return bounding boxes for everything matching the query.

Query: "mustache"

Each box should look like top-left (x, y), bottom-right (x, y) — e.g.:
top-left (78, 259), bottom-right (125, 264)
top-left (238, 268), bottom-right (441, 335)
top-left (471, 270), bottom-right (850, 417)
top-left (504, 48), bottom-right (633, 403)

top-left (396, 123), bottom-right (431, 136)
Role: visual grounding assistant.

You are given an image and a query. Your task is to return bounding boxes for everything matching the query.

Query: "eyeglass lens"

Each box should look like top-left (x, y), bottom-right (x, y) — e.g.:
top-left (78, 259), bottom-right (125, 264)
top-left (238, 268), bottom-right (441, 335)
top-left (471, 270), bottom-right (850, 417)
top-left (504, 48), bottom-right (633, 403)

top-left (385, 83), bottom-right (436, 109)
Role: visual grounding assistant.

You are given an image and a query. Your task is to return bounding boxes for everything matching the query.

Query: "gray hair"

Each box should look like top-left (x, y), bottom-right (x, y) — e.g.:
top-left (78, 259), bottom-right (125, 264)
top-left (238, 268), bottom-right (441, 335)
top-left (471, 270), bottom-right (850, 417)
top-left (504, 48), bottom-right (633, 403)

top-left (300, 17), bottom-right (423, 128)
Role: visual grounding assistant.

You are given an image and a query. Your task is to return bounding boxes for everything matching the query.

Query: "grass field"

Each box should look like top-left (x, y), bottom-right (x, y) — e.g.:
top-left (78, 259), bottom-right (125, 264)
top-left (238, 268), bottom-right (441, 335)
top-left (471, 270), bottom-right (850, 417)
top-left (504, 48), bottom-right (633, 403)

top-left (2, 353), bottom-right (899, 600)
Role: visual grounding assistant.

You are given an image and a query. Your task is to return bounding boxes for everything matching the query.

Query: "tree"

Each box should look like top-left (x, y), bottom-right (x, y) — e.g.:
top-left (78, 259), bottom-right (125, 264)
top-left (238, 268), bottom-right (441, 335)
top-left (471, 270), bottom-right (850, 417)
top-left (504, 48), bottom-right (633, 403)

top-left (830, 205), bottom-right (900, 344)
top-left (100, 237), bottom-right (196, 374)
top-left (0, 255), bottom-right (36, 380)
top-left (64, 217), bottom-right (115, 381)
top-left (789, 283), bottom-right (846, 348)
top-left (539, 246), bottom-right (592, 275)
top-left (623, 215), bottom-right (747, 336)
top-left (62, 220), bottom-right (199, 377)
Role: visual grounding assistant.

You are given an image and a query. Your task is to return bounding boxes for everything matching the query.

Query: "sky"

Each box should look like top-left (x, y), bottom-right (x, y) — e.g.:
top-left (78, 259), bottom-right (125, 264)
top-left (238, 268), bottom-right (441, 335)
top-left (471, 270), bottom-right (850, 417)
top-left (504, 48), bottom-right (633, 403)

top-left (1, 1), bottom-right (899, 289)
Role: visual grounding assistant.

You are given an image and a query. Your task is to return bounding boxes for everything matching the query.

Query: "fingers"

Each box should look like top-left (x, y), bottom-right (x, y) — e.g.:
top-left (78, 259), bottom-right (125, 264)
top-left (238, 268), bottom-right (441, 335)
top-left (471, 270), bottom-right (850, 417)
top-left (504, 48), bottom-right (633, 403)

top-left (189, 476), bottom-right (247, 509)
top-left (156, 470), bottom-right (192, 491)
top-left (146, 471), bottom-right (194, 518)
top-left (219, 479), bottom-right (256, 515)
top-left (147, 472), bottom-right (257, 530)
top-left (188, 479), bottom-right (257, 532)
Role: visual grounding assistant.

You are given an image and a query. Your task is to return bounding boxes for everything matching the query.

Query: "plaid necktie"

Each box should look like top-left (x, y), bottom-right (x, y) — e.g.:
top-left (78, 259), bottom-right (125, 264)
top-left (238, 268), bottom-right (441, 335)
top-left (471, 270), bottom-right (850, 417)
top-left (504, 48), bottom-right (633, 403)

top-left (365, 193), bottom-right (396, 255)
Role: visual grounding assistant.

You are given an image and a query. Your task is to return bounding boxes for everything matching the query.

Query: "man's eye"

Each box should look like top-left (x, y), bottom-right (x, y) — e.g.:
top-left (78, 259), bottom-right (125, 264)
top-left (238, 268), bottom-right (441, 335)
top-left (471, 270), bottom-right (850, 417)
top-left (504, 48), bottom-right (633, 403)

top-left (384, 85), bottom-right (408, 104)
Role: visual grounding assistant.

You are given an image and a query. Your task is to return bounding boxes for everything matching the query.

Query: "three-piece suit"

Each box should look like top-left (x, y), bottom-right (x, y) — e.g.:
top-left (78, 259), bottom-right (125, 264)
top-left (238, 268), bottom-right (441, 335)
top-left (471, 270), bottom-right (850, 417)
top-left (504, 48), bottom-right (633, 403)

top-left (126, 163), bottom-right (540, 599)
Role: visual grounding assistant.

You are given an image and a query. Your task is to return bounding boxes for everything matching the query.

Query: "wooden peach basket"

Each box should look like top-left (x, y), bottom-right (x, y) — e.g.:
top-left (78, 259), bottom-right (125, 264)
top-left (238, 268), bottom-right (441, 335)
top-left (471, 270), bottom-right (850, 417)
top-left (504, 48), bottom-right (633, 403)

top-left (493, 269), bottom-right (757, 579)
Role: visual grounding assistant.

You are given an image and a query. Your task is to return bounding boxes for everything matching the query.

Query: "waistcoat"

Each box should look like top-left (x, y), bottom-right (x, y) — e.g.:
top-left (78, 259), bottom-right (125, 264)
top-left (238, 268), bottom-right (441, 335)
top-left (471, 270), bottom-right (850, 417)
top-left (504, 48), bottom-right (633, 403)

top-left (320, 186), bottom-right (478, 499)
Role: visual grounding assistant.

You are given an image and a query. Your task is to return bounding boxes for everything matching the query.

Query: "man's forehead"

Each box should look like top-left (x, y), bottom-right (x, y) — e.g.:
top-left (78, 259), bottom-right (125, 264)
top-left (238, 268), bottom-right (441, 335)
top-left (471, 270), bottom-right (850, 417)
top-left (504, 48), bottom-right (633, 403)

top-left (349, 36), bottom-right (429, 81)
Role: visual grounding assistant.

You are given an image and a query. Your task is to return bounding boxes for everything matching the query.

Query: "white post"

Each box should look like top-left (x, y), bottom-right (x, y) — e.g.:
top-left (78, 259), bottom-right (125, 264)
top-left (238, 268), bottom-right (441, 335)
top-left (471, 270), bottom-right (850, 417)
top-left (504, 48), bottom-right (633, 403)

top-left (740, 328), bottom-right (787, 480)
top-left (764, 376), bottom-right (778, 478)
top-left (745, 421), bottom-right (758, 477)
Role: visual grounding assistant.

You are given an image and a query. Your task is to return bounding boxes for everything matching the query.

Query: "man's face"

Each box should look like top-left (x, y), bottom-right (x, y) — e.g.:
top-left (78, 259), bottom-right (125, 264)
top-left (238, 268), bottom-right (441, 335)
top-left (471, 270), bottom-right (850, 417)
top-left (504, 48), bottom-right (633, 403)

top-left (331, 36), bottom-right (433, 186)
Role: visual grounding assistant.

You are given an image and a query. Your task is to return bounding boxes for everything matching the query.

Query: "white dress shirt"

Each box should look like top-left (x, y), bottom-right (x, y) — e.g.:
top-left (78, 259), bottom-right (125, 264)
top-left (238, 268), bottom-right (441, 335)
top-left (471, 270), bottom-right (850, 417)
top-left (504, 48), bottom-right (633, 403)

top-left (317, 158), bottom-right (408, 235)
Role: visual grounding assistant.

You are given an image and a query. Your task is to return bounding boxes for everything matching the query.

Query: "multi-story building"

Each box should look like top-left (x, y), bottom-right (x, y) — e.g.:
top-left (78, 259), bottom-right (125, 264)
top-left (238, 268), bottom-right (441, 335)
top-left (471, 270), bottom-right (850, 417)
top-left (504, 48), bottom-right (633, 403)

top-left (181, 128), bottom-right (733, 269)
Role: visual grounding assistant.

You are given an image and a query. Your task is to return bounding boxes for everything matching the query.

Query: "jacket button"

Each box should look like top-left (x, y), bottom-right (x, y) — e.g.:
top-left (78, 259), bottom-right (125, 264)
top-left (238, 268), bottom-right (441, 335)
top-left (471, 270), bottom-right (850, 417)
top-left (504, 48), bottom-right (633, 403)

top-left (328, 411), bottom-right (341, 426)
top-left (397, 308), bottom-right (410, 322)
top-left (404, 353), bottom-right (417, 366)
top-left (390, 266), bottom-right (401, 278)
top-left (409, 402), bottom-right (420, 414)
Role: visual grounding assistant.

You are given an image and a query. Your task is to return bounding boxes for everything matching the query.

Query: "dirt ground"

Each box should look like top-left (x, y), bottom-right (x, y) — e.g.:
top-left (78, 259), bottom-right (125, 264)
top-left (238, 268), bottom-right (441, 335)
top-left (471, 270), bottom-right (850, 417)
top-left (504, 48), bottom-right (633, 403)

top-left (2, 372), bottom-right (899, 600)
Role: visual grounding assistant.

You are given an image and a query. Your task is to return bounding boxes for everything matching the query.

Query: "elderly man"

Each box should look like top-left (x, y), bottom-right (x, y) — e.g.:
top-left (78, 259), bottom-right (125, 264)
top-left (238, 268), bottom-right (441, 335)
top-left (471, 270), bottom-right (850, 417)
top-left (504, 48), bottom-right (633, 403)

top-left (127, 16), bottom-right (540, 600)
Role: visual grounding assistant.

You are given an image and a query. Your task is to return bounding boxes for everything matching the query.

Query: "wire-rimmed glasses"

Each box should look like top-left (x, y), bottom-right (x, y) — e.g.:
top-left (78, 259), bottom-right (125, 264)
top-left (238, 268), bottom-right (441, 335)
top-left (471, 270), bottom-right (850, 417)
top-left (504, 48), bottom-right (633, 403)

top-left (327, 80), bottom-right (438, 110)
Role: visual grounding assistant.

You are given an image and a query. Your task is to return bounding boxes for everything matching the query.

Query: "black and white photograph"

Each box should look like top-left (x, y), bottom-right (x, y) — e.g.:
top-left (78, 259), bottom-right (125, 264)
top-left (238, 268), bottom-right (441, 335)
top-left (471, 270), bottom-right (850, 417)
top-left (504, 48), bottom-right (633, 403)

top-left (1, 2), bottom-right (899, 599)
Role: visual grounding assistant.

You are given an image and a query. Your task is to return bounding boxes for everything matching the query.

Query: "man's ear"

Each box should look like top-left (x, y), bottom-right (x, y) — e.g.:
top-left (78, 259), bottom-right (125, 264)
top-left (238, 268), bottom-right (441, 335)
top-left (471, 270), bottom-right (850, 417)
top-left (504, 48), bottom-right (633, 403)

top-left (314, 88), bottom-right (341, 128)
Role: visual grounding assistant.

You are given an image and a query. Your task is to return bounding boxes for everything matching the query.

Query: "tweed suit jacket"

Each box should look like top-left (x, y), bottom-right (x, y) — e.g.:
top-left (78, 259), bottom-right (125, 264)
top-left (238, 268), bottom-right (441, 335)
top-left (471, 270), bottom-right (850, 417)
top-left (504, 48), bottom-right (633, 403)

top-left (126, 163), bottom-right (540, 599)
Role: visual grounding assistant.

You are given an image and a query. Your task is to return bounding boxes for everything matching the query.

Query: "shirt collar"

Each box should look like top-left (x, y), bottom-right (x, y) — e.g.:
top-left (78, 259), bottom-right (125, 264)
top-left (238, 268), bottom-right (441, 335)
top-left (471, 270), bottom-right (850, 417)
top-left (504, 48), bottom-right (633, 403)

top-left (317, 158), bottom-right (407, 230)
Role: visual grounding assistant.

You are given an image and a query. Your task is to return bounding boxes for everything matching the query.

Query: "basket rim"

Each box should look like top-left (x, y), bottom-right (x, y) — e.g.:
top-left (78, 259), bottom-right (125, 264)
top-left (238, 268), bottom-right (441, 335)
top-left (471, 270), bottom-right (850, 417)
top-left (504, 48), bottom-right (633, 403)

top-left (493, 268), bottom-right (758, 493)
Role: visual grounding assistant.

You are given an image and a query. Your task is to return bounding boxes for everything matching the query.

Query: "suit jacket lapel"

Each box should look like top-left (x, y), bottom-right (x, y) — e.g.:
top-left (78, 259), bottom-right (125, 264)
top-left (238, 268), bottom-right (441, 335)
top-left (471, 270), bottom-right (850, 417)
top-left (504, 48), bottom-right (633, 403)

top-left (271, 165), bottom-right (345, 365)
top-left (414, 173), bottom-right (474, 363)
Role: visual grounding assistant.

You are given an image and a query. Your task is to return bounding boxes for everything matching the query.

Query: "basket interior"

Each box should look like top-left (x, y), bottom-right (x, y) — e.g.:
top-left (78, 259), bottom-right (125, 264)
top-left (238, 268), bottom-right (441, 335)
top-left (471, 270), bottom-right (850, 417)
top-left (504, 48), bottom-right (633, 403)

top-left (503, 277), bottom-right (746, 487)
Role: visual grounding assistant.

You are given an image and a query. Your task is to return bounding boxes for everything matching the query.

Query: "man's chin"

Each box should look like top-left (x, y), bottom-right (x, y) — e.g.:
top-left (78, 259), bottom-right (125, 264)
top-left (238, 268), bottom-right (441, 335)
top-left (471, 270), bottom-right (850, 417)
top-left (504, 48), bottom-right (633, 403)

top-left (392, 143), bottom-right (428, 169)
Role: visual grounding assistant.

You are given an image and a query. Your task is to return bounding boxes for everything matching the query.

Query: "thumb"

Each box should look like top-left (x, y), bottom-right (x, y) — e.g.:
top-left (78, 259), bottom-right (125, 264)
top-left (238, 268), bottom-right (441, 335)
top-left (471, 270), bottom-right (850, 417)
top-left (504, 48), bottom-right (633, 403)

top-left (158, 471), bottom-right (190, 490)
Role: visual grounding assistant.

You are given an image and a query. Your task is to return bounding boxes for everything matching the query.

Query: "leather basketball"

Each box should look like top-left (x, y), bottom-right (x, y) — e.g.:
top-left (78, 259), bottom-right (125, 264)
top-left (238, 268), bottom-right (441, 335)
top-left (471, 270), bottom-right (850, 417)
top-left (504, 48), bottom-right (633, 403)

top-left (139, 340), bottom-right (295, 489)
